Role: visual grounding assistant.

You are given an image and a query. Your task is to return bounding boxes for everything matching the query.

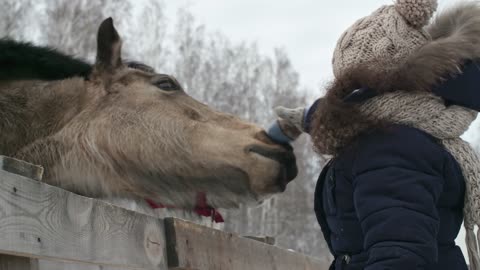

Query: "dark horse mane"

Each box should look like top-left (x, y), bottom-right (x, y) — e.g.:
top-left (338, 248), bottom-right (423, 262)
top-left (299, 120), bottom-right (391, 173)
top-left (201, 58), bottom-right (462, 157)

top-left (0, 39), bottom-right (155, 81)
top-left (0, 39), bottom-right (92, 81)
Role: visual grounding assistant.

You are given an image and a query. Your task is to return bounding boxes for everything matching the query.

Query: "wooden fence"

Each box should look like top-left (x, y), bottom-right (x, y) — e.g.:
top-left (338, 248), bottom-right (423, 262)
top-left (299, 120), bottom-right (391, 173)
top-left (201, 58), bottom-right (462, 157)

top-left (0, 156), bottom-right (327, 270)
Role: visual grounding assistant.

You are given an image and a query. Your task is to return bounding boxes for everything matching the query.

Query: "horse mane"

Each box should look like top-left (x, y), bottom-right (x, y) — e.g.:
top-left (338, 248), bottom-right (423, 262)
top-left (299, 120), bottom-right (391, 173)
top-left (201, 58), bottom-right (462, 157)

top-left (0, 39), bottom-right (157, 81)
top-left (0, 39), bottom-right (93, 81)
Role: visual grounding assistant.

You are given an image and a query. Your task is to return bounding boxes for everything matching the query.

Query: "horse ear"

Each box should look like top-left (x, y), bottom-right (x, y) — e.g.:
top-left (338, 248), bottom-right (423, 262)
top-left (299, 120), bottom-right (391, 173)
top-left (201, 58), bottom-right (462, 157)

top-left (95, 18), bottom-right (122, 72)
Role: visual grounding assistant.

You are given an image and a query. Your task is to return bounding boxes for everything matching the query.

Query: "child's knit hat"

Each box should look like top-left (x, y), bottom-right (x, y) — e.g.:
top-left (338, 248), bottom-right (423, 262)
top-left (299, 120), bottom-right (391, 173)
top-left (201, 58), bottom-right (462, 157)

top-left (333, 0), bottom-right (437, 78)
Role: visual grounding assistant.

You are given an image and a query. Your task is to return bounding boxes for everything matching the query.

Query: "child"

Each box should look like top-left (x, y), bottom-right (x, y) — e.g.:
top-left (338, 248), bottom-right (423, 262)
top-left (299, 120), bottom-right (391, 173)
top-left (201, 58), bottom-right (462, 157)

top-left (268, 1), bottom-right (480, 269)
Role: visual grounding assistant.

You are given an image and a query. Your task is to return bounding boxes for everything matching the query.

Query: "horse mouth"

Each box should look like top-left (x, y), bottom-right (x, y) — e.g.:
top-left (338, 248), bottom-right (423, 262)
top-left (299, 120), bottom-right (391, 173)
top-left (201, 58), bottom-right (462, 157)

top-left (248, 144), bottom-right (298, 190)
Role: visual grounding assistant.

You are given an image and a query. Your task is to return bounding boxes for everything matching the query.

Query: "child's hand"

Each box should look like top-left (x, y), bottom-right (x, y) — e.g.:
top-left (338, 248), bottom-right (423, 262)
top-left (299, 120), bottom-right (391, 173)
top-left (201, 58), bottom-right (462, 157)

top-left (277, 118), bottom-right (303, 140)
top-left (274, 106), bottom-right (307, 133)
top-left (266, 106), bottom-right (306, 144)
top-left (266, 98), bottom-right (321, 144)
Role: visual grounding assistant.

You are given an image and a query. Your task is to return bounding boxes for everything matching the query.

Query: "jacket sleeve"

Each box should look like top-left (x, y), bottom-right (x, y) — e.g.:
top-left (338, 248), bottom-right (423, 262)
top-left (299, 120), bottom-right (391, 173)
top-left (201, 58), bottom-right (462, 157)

top-left (352, 127), bottom-right (446, 270)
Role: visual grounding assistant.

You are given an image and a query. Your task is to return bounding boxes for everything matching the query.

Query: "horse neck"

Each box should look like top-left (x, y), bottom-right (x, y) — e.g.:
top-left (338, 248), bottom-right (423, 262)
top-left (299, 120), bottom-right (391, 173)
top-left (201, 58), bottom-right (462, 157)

top-left (0, 78), bottom-right (88, 155)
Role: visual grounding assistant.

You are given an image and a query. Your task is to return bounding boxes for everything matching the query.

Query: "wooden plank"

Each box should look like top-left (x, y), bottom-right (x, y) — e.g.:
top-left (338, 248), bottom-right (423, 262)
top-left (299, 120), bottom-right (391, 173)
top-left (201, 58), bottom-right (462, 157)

top-left (243, 236), bottom-right (275, 245)
top-left (164, 218), bottom-right (328, 270)
top-left (0, 170), bottom-right (168, 270)
top-left (0, 255), bottom-right (38, 270)
top-left (0, 156), bottom-right (43, 181)
top-left (37, 259), bottom-right (131, 270)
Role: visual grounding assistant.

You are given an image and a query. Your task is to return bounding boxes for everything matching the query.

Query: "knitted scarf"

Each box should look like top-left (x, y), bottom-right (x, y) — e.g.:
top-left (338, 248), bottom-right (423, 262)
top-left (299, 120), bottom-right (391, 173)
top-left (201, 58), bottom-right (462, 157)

top-left (357, 91), bottom-right (480, 269)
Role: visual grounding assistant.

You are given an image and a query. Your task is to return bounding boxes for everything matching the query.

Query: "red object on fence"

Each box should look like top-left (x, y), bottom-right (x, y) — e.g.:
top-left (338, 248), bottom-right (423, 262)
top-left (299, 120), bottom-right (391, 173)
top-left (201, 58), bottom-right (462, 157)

top-left (145, 192), bottom-right (224, 223)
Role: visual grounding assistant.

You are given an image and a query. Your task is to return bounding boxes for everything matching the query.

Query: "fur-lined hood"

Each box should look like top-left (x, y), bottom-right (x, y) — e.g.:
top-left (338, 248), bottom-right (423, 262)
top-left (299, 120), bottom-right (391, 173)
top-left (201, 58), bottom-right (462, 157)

top-left (311, 1), bottom-right (480, 155)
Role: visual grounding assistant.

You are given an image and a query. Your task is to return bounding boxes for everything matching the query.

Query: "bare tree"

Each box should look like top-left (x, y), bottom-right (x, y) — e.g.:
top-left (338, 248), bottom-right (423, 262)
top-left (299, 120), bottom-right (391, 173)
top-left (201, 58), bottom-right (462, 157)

top-left (43, 0), bottom-right (131, 60)
top-left (116, 0), bottom-right (169, 69)
top-left (0, 0), bottom-right (33, 39)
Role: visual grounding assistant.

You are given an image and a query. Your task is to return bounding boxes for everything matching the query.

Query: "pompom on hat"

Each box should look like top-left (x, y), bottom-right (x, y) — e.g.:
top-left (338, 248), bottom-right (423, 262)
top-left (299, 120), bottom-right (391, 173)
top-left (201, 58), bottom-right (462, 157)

top-left (395, 0), bottom-right (438, 28)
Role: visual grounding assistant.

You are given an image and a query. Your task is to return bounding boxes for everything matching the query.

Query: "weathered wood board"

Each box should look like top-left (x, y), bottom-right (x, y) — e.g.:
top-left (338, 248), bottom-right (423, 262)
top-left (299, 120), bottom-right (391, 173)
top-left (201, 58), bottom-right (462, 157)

top-left (37, 260), bottom-right (131, 270)
top-left (0, 156), bottom-right (43, 181)
top-left (165, 218), bottom-right (327, 270)
top-left (0, 169), bottom-right (168, 270)
top-left (0, 255), bottom-right (38, 270)
top-left (0, 156), bottom-right (328, 270)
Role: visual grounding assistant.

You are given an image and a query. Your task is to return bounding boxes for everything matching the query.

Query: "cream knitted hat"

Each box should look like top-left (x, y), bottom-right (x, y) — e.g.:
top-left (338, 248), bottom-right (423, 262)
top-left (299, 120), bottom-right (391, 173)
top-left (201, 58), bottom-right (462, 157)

top-left (332, 0), bottom-right (438, 78)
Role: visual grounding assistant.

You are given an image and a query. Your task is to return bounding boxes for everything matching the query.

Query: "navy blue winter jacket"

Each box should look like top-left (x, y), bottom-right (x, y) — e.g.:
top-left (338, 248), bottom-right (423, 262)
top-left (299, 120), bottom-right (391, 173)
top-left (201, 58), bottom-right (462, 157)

top-left (312, 61), bottom-right (480, 269)
top-left (315, 125), bottom-right (467, 269)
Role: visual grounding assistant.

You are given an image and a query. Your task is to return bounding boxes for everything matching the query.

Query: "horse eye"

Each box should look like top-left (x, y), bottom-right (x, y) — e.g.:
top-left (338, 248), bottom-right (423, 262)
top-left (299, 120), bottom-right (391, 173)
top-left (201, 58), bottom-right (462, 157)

top-left (152, 75), bottom-right (182, 92)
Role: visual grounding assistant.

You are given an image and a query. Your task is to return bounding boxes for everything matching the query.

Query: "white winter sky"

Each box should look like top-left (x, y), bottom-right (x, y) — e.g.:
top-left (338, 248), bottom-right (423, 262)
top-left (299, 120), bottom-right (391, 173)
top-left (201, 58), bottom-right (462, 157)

top-left (166, 0), bottom-right (463, 92)
top-left (166, 0), bottom-right (473, 257)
